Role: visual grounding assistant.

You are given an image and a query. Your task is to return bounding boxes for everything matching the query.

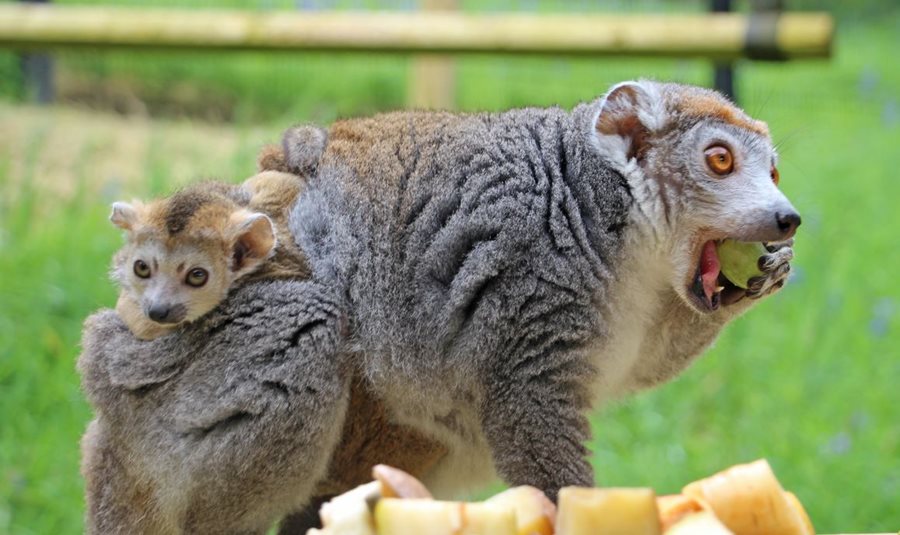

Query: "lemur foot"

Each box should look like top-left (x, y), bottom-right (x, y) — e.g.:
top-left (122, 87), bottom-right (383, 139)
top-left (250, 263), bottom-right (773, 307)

top-left (746, 239), bottom-right (794, 299)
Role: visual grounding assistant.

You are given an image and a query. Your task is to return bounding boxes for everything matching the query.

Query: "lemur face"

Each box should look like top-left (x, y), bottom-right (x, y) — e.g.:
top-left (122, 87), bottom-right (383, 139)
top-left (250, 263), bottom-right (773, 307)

top-left (593, 80), bottom-right (800, 314)
top-left (109, 198), bottom-right (276, 327)
top-left (113, 237), bottom-right (233, 326)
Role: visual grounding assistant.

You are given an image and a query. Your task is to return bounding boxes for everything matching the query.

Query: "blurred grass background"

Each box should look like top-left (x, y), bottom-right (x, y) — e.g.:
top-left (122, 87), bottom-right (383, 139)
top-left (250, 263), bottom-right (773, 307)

top-left (0, 0), bottom-right (898, 533)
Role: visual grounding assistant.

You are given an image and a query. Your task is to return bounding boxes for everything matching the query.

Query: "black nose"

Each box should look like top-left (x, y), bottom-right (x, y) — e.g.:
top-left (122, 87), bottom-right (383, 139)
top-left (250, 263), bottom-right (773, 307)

top-left (147, 304), bottom-right (171, 323)
top-left (776, 211), bottom-right (801, 239)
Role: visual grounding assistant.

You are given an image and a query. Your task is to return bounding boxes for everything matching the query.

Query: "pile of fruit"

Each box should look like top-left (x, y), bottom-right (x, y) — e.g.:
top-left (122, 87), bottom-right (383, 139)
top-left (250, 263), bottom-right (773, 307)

top-left (308, 459), bottom-right (823, 535)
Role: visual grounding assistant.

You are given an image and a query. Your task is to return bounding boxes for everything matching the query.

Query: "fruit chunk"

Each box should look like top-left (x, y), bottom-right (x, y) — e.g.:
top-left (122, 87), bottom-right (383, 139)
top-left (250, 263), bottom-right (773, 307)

top-left (664, 511), bottom-right (734, 534)
top-left (486, 486), bottom-right (556, 535)
top-left (717, 240), bottom-right (767, 289)
top-left (784, 491), bottom-right (815, 535)
top-left (374, 498), bottom-right (517, 535)
top-left (314, 480), bottom-right (382, 535)
top-left (556, 487), bottom-right (661, 535)
top-left (657, 493), bottom-right (709, 532)
top-left (372, 464), bottom-right (432, 499)
top-left (682, 459), bottom-right (813, 535)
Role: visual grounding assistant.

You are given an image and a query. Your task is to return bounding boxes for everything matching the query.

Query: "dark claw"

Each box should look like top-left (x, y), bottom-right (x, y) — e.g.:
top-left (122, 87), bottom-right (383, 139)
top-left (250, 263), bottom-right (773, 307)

top-left (747, 276), bottom-right (766, 292)
top-left (758, 255), bottom-right (774, 271)
top-left (765, 238), bottom-right (794, 253)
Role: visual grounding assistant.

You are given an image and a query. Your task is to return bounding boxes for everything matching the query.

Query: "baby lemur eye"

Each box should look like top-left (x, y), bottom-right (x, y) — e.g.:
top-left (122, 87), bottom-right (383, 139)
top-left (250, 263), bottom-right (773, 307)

top-left (186, 268), bottom-right (209, 288)
top-left (133, 260), bottom-right (151, 278)
top-left (771, 166), bottom-right (780, 185)
top-left (704, 145), bottom-right (734, 176)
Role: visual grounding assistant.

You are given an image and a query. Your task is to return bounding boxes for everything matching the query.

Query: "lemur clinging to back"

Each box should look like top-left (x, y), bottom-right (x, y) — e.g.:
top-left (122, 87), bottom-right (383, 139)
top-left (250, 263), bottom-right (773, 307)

top-left (81, 80), bottom-right (799, 534)
top-left (109, 126), bottom-right (327, 340)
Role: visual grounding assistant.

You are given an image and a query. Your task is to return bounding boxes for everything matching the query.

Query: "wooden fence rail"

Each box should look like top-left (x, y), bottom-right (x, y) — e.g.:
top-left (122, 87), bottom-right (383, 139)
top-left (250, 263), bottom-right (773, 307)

top-left (0, 5), bottom-right (833, 60)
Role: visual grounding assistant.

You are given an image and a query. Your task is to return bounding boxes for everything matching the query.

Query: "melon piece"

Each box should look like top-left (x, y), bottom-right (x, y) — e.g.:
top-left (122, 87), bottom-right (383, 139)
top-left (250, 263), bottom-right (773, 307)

top-left (556, 487), bottom-right (661, 535)
top-left (717, 240), bottom-right (767, 289)
top-left (374, 498), bottom-right (517, 535)
top-left (486, 486), bottom-right (556, 535)
top-left (665, 511), bottom-right (734, 534)
top-left (682, 459), bottom-right (814, 535)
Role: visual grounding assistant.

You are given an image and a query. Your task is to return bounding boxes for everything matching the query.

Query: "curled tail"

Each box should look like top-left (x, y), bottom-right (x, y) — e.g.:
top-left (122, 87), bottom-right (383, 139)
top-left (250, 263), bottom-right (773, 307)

top-left (257, 124), bottom-right (328, 177)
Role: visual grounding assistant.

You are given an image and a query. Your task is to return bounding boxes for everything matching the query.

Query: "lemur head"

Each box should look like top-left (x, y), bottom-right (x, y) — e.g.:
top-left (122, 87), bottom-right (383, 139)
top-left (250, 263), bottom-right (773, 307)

top-left (109, 186), bottom-right (276, 326)
top-left (591, 80), bottom-right (800, 314)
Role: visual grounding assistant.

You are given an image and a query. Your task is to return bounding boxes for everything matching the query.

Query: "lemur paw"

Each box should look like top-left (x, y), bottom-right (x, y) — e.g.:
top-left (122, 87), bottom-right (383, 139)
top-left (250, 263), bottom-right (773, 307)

top-left (745, 240), bottom-right (794, 299)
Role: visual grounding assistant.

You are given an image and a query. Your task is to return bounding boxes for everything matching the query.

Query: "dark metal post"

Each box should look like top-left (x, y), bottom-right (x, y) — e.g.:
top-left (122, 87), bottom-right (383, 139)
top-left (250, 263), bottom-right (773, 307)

top-left (711, 0), bottom-right (735, 103)
top-left (18, 0), bottom-right (55, 104)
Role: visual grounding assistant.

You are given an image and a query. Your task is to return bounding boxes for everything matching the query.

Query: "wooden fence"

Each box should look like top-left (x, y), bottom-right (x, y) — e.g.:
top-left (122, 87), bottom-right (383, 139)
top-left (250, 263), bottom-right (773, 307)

top-left (0, 3), bottom-right (834, 108)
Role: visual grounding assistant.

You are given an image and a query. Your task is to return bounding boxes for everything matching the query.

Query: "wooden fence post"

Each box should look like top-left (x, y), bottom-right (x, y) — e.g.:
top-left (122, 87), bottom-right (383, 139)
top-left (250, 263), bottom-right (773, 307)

top-left (408, 0), bottom-right (457, 110)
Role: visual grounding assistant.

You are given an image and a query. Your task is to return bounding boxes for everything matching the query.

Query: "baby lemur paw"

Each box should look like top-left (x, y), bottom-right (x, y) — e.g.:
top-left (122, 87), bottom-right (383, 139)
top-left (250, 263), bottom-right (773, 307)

top-left (746, 240), bottom-right (794, 299)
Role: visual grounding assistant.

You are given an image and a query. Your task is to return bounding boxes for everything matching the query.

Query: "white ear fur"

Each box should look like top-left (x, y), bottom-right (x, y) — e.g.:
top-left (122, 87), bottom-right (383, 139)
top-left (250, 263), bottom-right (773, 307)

top-left (593, 80), bottom-right (665, 161)
top-left (110, 202), bottom-right (140, 231)
top-left (230, 212), bottom-right (276, 273)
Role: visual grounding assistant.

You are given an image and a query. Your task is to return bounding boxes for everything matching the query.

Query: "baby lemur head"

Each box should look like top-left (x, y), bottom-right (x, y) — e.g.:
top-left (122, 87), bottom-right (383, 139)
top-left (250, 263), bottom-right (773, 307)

top-left (591, 80), bottom-right (800, 313)
top-left (109, 184), bottom-right (276, 326)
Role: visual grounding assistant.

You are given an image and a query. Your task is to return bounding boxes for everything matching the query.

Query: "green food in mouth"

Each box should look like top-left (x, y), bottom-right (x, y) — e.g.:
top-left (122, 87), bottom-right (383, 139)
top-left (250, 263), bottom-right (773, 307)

top-left (716, 240), bottom-right (767, 289)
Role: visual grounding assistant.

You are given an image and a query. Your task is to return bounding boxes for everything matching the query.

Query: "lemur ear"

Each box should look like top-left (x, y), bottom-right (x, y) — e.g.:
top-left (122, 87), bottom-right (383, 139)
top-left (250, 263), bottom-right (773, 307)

top-left (229, 211), bottom-right (276, 274)
top-left (594, 81), bottom-right (660, 161)
top-left (110, 202), bottom-right (140, 231)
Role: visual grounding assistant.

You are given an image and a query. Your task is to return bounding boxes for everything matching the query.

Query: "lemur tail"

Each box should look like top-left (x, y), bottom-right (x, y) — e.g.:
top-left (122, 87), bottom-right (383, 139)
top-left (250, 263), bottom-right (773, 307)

top-left (257, 124), bottom-right (329, 178)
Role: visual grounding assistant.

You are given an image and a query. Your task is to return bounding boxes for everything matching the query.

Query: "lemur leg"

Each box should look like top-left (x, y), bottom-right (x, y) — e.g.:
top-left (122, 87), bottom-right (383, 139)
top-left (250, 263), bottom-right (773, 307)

top-left (481, 344), bottom-right (596, 500)
top-left (82, 419), bottom-right (177, 534)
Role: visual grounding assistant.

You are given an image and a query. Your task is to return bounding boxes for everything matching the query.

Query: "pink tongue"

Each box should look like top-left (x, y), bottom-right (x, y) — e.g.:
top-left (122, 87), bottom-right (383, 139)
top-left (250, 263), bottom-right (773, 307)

top-left (700, 240), bottom-right (721, 303)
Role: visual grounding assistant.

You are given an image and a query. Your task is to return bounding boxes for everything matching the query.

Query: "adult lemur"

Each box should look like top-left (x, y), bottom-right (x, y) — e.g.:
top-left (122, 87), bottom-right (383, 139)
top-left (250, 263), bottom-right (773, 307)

top-left (79, 80), bottom-right (799, 534)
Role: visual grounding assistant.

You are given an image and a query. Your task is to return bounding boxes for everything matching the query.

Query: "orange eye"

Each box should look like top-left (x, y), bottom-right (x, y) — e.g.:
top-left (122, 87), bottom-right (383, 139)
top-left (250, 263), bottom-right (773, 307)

top-left (771, 166), bottom-right (780, 185)
top-left (704, 145), bottom-right (734, 176)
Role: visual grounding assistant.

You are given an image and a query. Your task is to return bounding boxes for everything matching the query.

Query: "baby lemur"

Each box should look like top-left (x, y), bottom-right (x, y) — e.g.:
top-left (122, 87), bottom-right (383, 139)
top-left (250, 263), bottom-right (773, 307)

top-left (81, 80), bottom-right (800, 535)
top-left (110, 127), bottom-right (325, 340)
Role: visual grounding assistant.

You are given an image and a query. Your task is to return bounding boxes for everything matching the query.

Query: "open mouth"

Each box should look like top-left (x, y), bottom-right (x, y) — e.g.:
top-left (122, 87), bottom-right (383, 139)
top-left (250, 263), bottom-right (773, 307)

top-left (688, 240), bottom-right (746, 312)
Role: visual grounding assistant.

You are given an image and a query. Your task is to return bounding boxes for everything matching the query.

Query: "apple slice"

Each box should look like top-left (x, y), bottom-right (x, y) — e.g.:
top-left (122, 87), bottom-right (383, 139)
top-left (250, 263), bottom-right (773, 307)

top-left (314, 480), bottom-right (382, 535)
top-left (372, 464), bottom-right (432, 500)
top-left (682, 459), bottom-right (813, 535)
top-left (657, 493), bottom-right (710, 532)
top-left (374, 498), bottom-right (517, 535)
top-left (486, 486), bottom-right (556, 535)
top-left (375, 498), bottom-right (516, 535)
top-left (556, 487), bottom-right (661, 535)
top-left (717, 240), bottom-right (767, 289)
top-left (665, 511), bottom-right (734, 534)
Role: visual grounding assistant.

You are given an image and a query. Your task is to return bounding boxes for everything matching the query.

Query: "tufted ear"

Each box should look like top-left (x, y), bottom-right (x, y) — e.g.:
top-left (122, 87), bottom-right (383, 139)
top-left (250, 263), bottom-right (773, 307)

top-left (594, 81), bottom-right (661, 162)
top-left (229, 211), bottom-right (276, 275)
top-left (109, 201), bottom-right (142, 231)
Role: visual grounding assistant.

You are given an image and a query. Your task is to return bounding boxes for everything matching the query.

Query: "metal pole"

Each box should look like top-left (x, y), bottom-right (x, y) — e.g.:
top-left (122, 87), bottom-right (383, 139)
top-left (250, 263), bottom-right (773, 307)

top-left (711, 0), bottom-right (735, 103)
top-left (18, 0), bottom-right (54, 104)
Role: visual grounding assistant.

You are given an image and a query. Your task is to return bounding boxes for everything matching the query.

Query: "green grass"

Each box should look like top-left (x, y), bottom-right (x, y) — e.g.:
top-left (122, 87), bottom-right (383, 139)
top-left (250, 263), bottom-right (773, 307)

top-left (1, 10), bottom-right (899, 535)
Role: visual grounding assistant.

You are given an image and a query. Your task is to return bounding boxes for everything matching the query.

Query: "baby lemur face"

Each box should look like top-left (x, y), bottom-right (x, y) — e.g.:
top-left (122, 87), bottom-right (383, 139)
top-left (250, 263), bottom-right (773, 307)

top-left (593, 80), bottom-right (800, 314)
top-left (109, 188), bottom-right (276, 328)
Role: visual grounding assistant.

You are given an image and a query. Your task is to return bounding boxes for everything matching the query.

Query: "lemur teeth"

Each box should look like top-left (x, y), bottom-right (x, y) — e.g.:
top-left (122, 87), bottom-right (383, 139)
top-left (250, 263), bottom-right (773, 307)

top-left (715, 286), bottom-right (725, 293)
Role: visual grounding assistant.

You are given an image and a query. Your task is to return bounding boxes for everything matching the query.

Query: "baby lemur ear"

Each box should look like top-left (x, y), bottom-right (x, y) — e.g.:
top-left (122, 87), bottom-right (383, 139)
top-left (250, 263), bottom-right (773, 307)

top-left (229, 211), bottom-right (276, 274)
top-left (110, 202), bottom-right (140, 231)
top-left (594, 81), bottom-right (663, 162)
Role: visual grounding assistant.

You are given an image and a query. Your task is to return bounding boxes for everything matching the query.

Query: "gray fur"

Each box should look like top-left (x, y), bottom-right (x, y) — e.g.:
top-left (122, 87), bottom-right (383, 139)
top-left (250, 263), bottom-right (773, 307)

top-left (282, 124), bottom-right (328, 176)
top-left (80, 280), bottom-right (348, 534)
top-left (80, 81), bottom-right (796, 532)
